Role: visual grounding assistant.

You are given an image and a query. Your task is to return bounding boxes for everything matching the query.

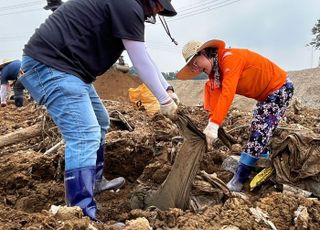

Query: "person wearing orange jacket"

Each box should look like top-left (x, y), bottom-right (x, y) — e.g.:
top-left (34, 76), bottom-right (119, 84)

top-left (176, 39), bottom-right (294, 192)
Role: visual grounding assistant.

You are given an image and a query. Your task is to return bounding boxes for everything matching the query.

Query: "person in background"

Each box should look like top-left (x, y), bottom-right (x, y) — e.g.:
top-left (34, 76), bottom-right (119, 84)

top-left (177, 39), bottom-right (294, 192)
top-left (0, 59), bottom-right (24, 107)
top-left (21, 0), bottom-right (179, 220)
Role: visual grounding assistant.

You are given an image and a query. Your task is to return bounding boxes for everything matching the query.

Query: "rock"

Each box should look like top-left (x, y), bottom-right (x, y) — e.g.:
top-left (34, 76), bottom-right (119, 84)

top-left (220, 226), bottom-right (240, 230)
top-left (126, 217), bottom-right (152, 230)
top-left (49, 205), bottom-right (83, 221)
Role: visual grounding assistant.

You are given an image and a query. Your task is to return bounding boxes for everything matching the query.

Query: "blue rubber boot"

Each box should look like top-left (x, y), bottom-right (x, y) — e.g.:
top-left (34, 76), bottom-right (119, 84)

top-left (94, 144), bottom-right (125, 194)
top-left (65, 167), bottom-right (97, 220)
top-left (227, 152), bottom-right (258, 192)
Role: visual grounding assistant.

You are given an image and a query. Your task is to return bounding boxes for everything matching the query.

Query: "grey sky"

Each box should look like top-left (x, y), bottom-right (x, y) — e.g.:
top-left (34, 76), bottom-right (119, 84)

top-left (0, 0), bottom-right (319, 72)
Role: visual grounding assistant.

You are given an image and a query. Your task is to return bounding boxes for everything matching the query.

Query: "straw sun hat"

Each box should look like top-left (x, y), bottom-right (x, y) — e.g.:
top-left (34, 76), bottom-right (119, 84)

top-left (176, 39), bottom-right (225, 79)
top-left (0, 58), bottom-right (15, 70)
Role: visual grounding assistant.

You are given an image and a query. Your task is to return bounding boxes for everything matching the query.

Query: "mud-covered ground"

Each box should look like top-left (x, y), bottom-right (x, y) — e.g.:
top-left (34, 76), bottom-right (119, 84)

top-left (1, 69), bottom-right (320, 229)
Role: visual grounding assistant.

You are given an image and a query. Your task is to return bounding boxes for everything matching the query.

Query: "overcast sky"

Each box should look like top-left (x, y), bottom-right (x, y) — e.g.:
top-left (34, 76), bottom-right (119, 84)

top-left (0, 0), bottom-right (319, 72)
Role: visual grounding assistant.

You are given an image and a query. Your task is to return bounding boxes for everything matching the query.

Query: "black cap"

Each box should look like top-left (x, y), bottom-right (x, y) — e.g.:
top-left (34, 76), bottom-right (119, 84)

top-left (44, 0), bottom-right (63, 11)
top-left (158, 0), bottom-right (177, 17)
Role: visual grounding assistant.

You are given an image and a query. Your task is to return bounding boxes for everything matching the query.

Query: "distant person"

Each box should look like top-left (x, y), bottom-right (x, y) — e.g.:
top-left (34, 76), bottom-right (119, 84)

top-left (20, 0), bottom-right (179, 220)
top-left (0, 59), bottom-right (24, 107)
top-left (177, 39), bottom-right (294, 192)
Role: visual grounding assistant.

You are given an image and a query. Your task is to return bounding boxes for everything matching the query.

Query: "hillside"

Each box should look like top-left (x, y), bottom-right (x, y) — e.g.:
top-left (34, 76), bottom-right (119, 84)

top-left (95, 67), bottom-right (320, 111)
top-left (170, 67), bottom-right (320, 110)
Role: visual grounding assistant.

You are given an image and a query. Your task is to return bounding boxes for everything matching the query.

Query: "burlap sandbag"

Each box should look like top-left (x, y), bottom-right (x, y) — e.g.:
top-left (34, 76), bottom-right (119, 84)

top-left (144, 113), bottom-right (207, 210)
top-left (271, 132), bottom-right (320, 196)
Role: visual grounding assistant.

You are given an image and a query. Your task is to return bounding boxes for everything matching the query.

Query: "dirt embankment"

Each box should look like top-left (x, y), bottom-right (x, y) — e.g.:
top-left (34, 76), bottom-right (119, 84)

top-left (94, 68), bottom-right (141, 101)
top-left (94, 67), bottom-right (320, 111)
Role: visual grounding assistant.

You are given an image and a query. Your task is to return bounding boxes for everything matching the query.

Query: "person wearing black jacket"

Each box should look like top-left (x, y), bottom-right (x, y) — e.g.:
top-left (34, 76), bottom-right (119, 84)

top-left (21, 0), bottom-right (178, 220)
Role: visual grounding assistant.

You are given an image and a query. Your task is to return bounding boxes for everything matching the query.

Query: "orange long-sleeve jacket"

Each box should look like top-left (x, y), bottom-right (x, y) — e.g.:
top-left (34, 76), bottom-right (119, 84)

top-left (204, 48), bottom-right (287, 125)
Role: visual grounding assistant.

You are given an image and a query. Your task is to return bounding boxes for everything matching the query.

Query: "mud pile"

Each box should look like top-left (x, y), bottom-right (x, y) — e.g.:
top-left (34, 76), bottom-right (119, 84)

top-left (94, 68), bottom-right (141, 102)
top-left (1, 68), bottom-right (320, 229)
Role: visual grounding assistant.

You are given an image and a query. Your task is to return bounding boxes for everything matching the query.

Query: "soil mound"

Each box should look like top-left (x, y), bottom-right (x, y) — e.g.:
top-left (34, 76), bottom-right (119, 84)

top-left (94, 67), bottom-right (320, 111)
top-left (94, 68), bottom-right (141, 101)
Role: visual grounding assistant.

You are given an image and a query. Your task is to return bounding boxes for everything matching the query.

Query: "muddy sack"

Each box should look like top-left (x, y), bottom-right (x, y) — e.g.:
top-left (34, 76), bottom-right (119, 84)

top-left (271, 131), bottom-right (320, 196)
top-left (130, 113), bottom-right (207, 210)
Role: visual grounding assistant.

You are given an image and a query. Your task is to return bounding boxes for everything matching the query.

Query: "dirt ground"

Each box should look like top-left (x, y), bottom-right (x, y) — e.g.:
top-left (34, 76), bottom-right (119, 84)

top-left (0, 68), bottom-right (320, 229)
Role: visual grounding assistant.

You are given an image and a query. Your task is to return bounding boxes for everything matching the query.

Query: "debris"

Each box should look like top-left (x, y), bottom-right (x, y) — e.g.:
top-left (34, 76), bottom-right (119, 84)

top-left (249, 207), bottom-right (277, 230)
top-left (44, 140), bottom-right (63, 155)
top-left (222, 155), bottom-right (240, 174)
top-left (0, 123), bottom-right (42, 148)
top-left (294, 205), bottom-right (309, 229)
top-left (272, 131), bottom-right (320, 197)
top-left (110, 110), bottom-right (134, 131)
top-left (283, 184), bottom-right (312, 197)
top-left (250, 167), bottom-right (274, 191)
top-left (199, 171), bottom-right (230, 196)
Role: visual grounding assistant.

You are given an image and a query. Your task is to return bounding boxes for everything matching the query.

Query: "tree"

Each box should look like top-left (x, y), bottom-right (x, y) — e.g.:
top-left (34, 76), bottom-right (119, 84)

top-left (309, 19), bottom-right (320, 50)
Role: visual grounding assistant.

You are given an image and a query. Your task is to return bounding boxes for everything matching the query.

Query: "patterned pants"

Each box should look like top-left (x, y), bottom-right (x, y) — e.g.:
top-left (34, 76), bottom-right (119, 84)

top-left (243, 79), bottom-right (294, 157)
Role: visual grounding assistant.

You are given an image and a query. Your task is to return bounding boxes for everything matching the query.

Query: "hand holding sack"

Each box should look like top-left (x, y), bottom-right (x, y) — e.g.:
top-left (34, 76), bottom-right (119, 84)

top-left (166, 86), bottom-right (180, 105)
top-left (203, 121), bottom-right (219, 151)
top-left (160, 99), bottom-right (178, 120)
top-left (168, 91), bottom-right (180, 105)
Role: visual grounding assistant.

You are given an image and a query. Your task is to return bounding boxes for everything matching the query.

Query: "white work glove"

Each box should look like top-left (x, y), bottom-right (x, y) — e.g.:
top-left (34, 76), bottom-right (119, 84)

top-left (203, 121), bottom-right (219, 151)
top-left (160, 99), bottom-right (178, 120)
top-left (166, 86), bottom-right (180, 105)
top-left (168, 91), bottom-right (180, 105)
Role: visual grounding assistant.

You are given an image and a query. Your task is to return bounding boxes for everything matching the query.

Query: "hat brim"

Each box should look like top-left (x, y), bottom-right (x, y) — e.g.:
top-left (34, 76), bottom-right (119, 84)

top-left (158, 0), bottom-right (177, 17)
top-left (176, 39), bottom-right (225, 80)
top-left (43, 5), bottom-right (60, 10)
top-left (0, 60), bottom-right (14, 70)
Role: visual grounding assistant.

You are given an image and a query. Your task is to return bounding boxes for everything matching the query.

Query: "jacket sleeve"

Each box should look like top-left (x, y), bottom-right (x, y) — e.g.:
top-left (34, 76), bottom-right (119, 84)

top-left (208, 52), bottom-right (245, 125)
top-left (204, 80), bottom-right (220, 113)
top-left (123, 39), bottom-right (171, 104)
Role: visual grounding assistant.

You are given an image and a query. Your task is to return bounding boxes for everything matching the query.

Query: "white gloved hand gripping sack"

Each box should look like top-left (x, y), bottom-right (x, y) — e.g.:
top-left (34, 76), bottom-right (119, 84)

top-left (203, 121), bottom-right (219, 151)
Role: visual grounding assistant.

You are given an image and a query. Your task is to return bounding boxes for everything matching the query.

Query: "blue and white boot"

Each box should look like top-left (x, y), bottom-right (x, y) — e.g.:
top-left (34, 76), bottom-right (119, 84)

top-left (94, 144), bottom-right (125, 194)
top-left (227, 152), bottom-right (258, 192)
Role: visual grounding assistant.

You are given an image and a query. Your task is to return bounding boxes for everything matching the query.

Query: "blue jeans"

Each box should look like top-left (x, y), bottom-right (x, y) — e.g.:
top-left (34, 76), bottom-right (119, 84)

top-left (20, 56), bottom-right (109, 170)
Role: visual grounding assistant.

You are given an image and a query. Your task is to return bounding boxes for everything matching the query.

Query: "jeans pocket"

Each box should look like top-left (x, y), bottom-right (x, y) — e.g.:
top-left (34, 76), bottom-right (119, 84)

top-left (19, 73), bottom-right (46, 104)
top-left (56, 74), bottom-right (89, 98)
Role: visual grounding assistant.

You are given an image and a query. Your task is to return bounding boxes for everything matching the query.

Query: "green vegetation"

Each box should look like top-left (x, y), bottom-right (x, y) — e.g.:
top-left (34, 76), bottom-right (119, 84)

top-left (309, 19), bottom-right (320, 50)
